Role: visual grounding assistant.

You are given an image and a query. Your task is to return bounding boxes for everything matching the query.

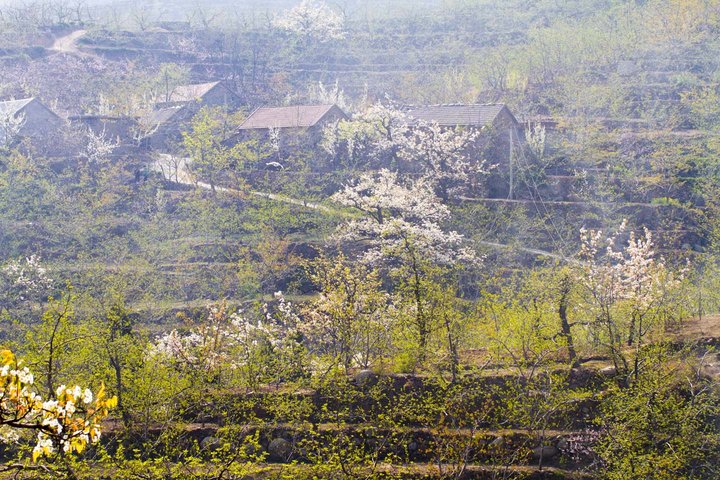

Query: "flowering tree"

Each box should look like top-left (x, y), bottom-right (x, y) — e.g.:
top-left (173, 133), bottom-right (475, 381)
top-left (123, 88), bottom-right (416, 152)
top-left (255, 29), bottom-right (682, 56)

top-left (332, 170), bottom-right (477, 362)
top-left (331, 169), bottom-right (475, 266)
top-left (151, 299), bottom-right (305, 389)
top-left (0, 349), bottom-right (116, 463)
top-left (578, 221), bottom-right (683, 379)
top-left (396, 120), bottom-right (486, 201)
top-left (301, 254), bottom-right (391, 370)
top-left (273, 0), bottom-right (346, 42)
top-left (321, 103), bottom-right (408, 169)
top-left (322, 104), bottom-right (488, 198)
top-left (80, 127), bottom-right (120, 167)
top-left (1, 255), bottom-right (53, 302)
top-left (0, 256), bottom-right (53, 315)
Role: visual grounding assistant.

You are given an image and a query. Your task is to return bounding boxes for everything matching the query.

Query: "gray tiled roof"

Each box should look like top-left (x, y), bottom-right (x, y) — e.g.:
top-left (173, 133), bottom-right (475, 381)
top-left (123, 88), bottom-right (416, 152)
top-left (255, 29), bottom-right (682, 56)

top-left (238, 105), bottom-right (339, 130)
top-left (169, 81), bottom-right (222, 103)
top-left (404, 104), bottom-right (515, 127)
top-left (144, 105), bottom-right (186, 126)
top-left (0, 98), bottom-right (36, 118)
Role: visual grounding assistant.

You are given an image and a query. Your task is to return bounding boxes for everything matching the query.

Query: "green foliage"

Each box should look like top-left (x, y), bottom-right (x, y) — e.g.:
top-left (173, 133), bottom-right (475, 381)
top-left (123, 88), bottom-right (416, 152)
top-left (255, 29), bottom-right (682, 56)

top-left (595, 347), bottom-right (720, 479)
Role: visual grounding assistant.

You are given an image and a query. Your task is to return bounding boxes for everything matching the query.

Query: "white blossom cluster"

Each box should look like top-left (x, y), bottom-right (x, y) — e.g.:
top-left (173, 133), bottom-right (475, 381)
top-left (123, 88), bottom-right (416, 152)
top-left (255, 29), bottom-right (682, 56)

top-left (2, 255), bottom-right (53, 301)
top-left (323, 103), bottom-right (489, 199)
top-left (151, 298), bottom-right (301, 378)
top-left (321, 103), bottom-right (408, 161)
top-left (81, 127), bottom-right (120, 165)
top-left (332, 169), bottom-right (477, 266)
top-left (579, 220), bottom-right (683, 316)
top-left (395, 119), bottom-right (486, 198)
top-left (272, 0), bottom-right (345, 41)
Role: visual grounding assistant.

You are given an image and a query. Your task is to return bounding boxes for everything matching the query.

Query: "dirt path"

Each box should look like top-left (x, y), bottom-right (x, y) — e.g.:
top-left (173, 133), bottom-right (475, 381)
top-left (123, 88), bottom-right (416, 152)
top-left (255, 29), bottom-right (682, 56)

top-left (50, 29), bottom-right (87, 54)
top-left (151, 154), bottom-right (582, 262)
top-left (151, 154), bottom-right (333, 213)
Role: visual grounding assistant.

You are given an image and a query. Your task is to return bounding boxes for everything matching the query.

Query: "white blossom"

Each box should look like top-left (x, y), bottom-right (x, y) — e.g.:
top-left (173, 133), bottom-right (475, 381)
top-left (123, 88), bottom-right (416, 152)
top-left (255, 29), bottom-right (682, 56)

top-left (331, 169), bottom-right (477, 266)
top-left (273, 0), bottom-right (345, 41)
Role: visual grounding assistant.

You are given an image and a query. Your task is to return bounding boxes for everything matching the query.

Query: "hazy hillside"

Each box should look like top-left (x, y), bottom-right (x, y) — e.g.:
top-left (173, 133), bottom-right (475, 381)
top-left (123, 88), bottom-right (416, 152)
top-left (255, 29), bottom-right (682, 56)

top-left (0, 1), bottom-right (719, 479)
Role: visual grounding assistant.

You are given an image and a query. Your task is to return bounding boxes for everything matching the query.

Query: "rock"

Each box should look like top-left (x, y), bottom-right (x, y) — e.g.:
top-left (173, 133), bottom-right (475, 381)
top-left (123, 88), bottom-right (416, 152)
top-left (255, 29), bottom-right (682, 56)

top-left (200, 436), bottom-right (221, 451)
top-left (268, 437), bottom-right (292, 462)
top-left (599, 366), bottom-right (617, 376)
top-left (353, 369), bottom-right (378, 387)
top-left (557, 438), bottom-right (569, 450)
top-left (532, 445), bottom-right (559, 461)
top-left (489, 436), bottom-right (505, 448)
top-left (265, 161), bottom-right (284, 171)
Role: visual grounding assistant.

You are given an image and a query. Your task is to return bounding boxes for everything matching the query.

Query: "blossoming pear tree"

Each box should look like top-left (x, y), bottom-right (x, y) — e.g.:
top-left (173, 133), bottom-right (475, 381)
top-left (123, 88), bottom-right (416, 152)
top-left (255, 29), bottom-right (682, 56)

top-left (331, 168), bottom-right (476, 266)
top-left (0, 349), bottom-right (116, 462)
top-left (578, 220), bottom-right (684, 379)
top-left (273, 0), bottom-right (345, 42)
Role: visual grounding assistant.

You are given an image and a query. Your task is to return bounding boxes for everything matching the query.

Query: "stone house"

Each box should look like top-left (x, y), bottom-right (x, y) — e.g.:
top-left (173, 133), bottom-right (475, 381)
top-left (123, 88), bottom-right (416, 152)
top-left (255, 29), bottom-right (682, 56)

top-left (0, 97), bottom-right (63, 149)
top-left (228, 104), bottom-right (348, 166)
top-left (403, 103), bottom-right (523, 197)
top-left (144, 81), bottom-right (241, 152)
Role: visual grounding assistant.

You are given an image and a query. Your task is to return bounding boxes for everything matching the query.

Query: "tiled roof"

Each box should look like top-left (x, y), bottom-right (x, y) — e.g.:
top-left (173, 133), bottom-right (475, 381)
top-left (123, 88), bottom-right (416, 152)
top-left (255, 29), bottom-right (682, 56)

top-left (144, 105), bottom-right (186, 125)
top-left (404, 104), bottom-right (515, 127)
top-left (169, 81), bottom-right (222, 103)
top-left (0, 98), bottom-right (36, 118)
top-left (238, 105), bottom-right (340, 130)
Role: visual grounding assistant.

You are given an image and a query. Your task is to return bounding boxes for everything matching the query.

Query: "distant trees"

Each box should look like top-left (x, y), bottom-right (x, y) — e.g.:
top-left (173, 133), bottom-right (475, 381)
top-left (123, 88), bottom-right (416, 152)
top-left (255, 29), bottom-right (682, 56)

top-left (273, 0), bottom-right (346, 42)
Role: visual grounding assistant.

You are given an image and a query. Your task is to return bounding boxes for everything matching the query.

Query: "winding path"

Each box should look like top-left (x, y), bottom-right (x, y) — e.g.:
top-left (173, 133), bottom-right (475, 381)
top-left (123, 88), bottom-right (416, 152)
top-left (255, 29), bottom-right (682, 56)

top-left (151, 154), bottom-right (576, 263)
top-left (151, 154), bottom-right (332, 213)
top-left (50, 29), bottom-right (88, 55)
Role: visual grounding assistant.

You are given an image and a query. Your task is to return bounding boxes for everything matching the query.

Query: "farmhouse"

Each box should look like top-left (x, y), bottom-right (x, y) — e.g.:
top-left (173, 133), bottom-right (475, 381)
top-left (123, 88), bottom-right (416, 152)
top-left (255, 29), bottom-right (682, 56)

top-left (142, 81), bottom-right (241, 151)
top-left (0, 97), bottom-right (62, 148)
top-left (403, 103), bottom-right (523, 198)
top-left (229, 104), bottom-right (348, 162)
top-left (403, 103), bottom-right (519, 131)
top-left (139, 104), bottom-right (194, 151)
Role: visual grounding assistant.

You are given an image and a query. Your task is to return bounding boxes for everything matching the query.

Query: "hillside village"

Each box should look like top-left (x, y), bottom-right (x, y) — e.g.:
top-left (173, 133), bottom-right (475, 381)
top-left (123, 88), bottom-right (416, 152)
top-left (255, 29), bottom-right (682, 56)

top-left (0, 88), bottom-right (523, 196)
top-left (1, 1), bottom-right (720, 479)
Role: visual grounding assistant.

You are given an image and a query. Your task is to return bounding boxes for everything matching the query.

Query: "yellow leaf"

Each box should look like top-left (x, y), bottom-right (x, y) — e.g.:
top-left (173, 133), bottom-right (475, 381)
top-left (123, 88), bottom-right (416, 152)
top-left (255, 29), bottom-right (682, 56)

top-left (0, 350), bottom-right (14, 366)
top-left (96, 383), bottom-right (106, 402)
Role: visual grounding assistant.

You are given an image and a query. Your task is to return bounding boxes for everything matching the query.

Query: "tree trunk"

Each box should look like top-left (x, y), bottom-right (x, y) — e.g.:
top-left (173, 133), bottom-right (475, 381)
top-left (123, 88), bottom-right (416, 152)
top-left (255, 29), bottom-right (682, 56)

top-left (558, 276), bottom-right (577, 365)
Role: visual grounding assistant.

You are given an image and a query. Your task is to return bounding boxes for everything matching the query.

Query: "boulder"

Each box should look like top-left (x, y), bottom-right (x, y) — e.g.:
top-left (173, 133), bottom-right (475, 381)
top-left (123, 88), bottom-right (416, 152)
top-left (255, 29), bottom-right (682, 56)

top-left (532, 445), bottom-right (559, 461)
top-left (200, 436), bottom-right (221, 451)
top-left (268, 437), bottom-right (292, 462)
top-left (353, 369), bottom-right (378, 387)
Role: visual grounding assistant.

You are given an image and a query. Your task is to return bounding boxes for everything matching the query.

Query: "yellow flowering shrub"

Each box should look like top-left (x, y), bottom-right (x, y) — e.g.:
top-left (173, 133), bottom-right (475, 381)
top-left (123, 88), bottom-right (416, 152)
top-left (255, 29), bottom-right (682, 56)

top-left (0, 349), bottom-right (116, 461)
